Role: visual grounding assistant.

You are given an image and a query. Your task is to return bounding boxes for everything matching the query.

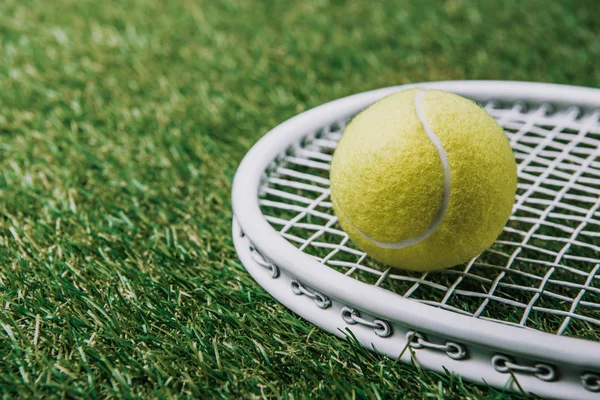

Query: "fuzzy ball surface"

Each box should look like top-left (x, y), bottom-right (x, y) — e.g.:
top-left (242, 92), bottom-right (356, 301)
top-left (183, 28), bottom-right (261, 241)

top-left (330, 88), bottom-right (517, 271)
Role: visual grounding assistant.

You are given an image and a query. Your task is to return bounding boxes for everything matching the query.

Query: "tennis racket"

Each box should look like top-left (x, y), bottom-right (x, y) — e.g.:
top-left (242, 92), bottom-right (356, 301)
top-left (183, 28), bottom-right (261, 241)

top-left (231, 81), bottom-right (600, 399)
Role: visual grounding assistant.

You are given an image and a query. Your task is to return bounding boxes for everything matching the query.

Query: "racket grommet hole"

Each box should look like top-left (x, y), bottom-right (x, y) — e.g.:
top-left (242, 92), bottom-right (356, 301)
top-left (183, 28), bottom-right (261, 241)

top-left (491, 354), bottom-right (512, 373)
top-left (565, 105), bottom-right (582, 118)
top-left (341, 306), bottom-right (358, 324)
top-left (534, 363), bottom-right (557, 382)
top-left (539, 102), bottom-right (556, 116)
top-left (291, 280), bottom-right (302, 295)
top-left (269, 264), bottom-right (280, 279)
top-left (373, 320), bottom-right (392, 338)
top-left (314, 293), bottom-right (331, 309)
top-left (445, 342), bottom-right (467, 360)
top-left (406, 330), bottom-right (426, 349)
top-left (581, 372), bottom-right (600, 392)
top-left (514, 101), bottom-right (528, 113)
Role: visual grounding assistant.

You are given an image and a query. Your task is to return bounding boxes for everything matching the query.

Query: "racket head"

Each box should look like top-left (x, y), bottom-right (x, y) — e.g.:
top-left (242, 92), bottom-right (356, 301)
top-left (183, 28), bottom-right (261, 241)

top-left (232, 81), bottom-right (600, 399)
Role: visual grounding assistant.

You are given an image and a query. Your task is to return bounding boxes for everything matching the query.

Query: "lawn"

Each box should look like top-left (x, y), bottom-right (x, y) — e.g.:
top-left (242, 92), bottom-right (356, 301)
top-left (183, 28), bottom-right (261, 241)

top-left (0, 0), bottom-right (598, 398)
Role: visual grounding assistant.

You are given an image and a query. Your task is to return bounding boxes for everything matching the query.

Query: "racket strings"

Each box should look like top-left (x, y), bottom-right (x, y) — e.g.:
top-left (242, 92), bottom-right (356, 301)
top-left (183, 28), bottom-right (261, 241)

top-left (258, 100), bottom-right (600, 340)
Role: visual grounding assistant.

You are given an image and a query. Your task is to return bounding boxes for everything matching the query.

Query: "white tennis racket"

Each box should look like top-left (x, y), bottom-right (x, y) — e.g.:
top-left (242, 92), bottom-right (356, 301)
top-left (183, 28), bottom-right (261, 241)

top-left (231, 81), bottom-right (600, 400)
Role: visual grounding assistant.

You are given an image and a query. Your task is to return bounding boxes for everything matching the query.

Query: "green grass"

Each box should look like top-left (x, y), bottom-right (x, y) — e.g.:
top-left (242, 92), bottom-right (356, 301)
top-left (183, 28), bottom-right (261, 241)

top-left (0, 0), bottom-right (598, 398)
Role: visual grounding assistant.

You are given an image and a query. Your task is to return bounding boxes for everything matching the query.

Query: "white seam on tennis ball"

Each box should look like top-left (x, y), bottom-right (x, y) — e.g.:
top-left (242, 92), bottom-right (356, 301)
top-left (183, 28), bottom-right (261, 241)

top-left (336, 89), bottom-right (451, 250)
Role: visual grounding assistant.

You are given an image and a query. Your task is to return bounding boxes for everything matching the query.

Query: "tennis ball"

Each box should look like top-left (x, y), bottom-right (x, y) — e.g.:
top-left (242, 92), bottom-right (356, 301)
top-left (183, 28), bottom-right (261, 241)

top-left (330, 88), bottom-right (517, 271)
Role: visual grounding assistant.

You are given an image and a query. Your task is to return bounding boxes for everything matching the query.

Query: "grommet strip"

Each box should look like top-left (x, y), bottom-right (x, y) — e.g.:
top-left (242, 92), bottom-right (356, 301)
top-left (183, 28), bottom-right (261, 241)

top-left (581, 372), bottom-right (600, 392)
top-left (406, 330), bottom-right (467, 360)
top-left (492, 354), bottom-right (557, 382)
top-left (341, 306), bottom-right (392, 338)
top-left (291, 280), bottom-right (331, 309)
top-left (249, 245), bottom-right (280, 278)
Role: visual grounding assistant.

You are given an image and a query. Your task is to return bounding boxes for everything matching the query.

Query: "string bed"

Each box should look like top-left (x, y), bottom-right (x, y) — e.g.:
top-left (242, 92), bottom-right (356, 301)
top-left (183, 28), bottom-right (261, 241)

top-left (258, 100), bottom-right (600, 340)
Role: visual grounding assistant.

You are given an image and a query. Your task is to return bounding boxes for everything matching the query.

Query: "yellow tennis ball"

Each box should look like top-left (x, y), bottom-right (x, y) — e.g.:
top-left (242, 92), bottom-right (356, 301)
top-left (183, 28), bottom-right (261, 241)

top-left (330, 88), bottom-right (517, 271)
